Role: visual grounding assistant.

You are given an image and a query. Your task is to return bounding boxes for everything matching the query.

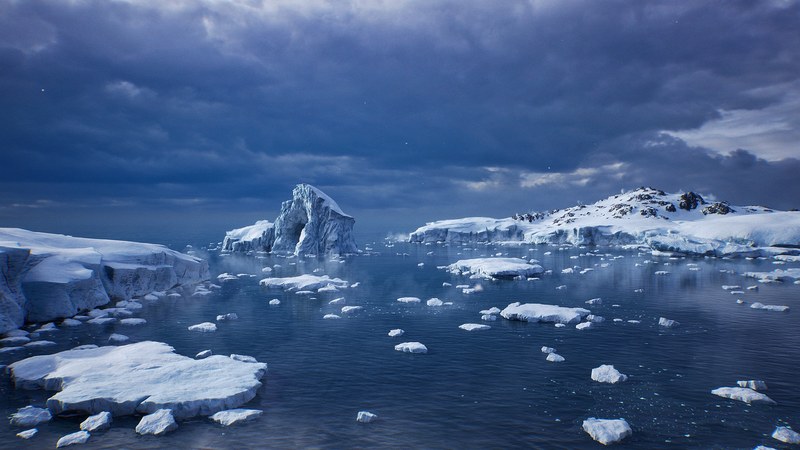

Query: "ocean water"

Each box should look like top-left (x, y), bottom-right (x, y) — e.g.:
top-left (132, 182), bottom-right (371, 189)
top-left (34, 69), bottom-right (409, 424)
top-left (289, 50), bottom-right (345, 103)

top-left (1, 241), bottom-right (799, 449)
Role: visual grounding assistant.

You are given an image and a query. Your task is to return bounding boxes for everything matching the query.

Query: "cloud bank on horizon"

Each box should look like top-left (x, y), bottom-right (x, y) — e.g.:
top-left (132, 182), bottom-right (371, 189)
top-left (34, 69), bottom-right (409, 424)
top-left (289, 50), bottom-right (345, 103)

top-left (1, 0), bottom-right (799, 234)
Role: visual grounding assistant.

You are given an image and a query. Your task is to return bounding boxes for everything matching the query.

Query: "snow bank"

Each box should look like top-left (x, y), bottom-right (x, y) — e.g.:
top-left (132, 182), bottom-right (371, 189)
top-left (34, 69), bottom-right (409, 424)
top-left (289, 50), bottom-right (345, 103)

top-left (9, 341), bottom-right (268, 419)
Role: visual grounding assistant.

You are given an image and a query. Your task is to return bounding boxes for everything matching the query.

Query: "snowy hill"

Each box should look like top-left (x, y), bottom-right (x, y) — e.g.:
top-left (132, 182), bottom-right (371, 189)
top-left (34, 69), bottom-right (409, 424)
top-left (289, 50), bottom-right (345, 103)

top-left (223, 184), bottom-right (358, 256)
top-left (0, 228), bottom-right (209, 333)
top-left (409, 187), bottom-right (800, 256)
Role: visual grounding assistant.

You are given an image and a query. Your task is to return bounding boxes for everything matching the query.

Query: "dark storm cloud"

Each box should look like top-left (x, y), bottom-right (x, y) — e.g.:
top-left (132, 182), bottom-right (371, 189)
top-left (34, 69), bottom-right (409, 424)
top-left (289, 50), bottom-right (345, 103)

top-left (1, 0), bottom-right (799, 233)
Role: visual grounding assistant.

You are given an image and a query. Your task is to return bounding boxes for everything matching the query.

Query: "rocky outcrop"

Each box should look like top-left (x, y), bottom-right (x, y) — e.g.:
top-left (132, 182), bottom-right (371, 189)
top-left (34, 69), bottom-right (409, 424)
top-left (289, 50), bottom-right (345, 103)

top-left (0, 229), bottom-right (209, 332)
top-left (678, 191), bottom-right (705, 210)
top-left (223, 184), bottom-right (358, 256)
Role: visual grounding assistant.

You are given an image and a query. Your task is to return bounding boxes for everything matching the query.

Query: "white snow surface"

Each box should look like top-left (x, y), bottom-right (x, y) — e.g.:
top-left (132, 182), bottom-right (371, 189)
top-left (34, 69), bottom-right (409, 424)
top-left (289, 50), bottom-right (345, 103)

top-left (209, 408), bottom-right (262, 426)
top-left (0, 228), bottom-right (209, 333)
top-left (711, 387), bottom-right (776, 405)
top-left (446, 258), bottom-right (544, 279)
top-left (259, 274), bottom-right (349, 291)
top-left (501, 302), bottom-right (590, 324)
top-left (56, 430), bottom-right (90, 447)
top-left (8, 341), bottom-right (268, 419)
top-left (591, 365), bottom-right (628, 384)
top-left (223, 184), bottom-right (358, 256)
top-left (135, 409), bottom-right (177, 436)
top-left (582, 418), bottom-right (633, 445)
top-left (408, 187), bottom-right (800, 256)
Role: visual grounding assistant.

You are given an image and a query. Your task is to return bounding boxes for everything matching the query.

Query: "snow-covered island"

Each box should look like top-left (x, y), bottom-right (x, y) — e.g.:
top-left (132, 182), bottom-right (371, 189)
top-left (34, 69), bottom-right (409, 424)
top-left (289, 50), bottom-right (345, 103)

top-left (222, 184), bottom-right (358, 256)
top-left (0, 228), bottom-right (209, 333)
top-left (408, 187), bottom-right (800, 256)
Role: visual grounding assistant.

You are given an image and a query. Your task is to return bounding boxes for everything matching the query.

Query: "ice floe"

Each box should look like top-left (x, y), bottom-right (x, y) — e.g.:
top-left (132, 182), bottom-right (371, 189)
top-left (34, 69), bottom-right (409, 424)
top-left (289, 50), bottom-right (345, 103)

top-left (711, 387), bottom-right (776, 405)
top-left (397, 297), bottom-right (421, 303)
top-left (582, 417), bottom-right (632, 445)
top-left (120, 318), bottom-right (146, 326)
top-left (658, 317), bottom-right (679, 328)
top-left (541, 346), bottom-right (555, 354)
top-left (188, 322), bottom-right (217, 332)
top-left (750, 302), bottom-right (789, 312)
top-left (357, 411), bottom-right (377, 423)
top-left (10, 405), bottom-right (52, 427)
top-left (591, 365), bottom-right (628, 384)
top-left (9, 341), bottom-right (268, 419)
top-left (501, 302), bottom-right (590, 324)
top-left (394, 342), bottom-right (427, 354)
top-left (80, 411), bottom-right (112, 432)
top-left (216, 313), bottom-right (239, 321)
top-left (56, 430), bottom-right (90, 447)
top-left (388, 329), bottom-right (404, 337)
top-left (446, 258), bottom-right (544, 280)
top-left (323, 314), bottom-right (341, 320)
top-left (459, 323), bottom-right (491, 331)
top-left (772, 426), bottom-right (800, 444)
top-left (259, 274), bottom-right (349, 291)
top-left (16, 429), bottom-right (37, 439)
top-left (269, 299), bottom-right (281, 306)
top-left (136, 409), bottom-right (177, 436)
top-left (546, 353), bottom-right (565, 362)
top-left (341, 306), bottom-right (362, 314)
top-left (426, 298), bottom-right (444, 307)
top-left (737, 380), bottom-right (768, 390)
top-left (209, 408), bottom-right (262, 426)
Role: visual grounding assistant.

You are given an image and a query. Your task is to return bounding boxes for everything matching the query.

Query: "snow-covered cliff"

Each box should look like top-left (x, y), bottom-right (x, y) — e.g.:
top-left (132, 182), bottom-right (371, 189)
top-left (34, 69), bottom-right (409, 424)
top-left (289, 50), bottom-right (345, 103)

top-left (223, 184), bottom-right (358, 256)
top-left (409, 187), bottom-right (800, 256)
top-left (0, 228), bottom-right (209, 333)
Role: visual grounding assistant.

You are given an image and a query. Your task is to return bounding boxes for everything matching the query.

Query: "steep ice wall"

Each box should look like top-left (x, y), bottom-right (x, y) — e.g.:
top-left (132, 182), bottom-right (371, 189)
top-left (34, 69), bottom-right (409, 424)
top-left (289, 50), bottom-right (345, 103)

top-left (0, 229), bottom-right (209, 332)
top-left (224, 184), bottom-right (358, 256)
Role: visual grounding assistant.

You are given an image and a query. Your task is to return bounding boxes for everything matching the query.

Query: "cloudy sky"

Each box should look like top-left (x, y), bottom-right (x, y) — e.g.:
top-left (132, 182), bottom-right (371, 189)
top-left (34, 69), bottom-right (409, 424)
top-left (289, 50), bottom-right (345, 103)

top-left (2, 0), bottom-right (799, 242)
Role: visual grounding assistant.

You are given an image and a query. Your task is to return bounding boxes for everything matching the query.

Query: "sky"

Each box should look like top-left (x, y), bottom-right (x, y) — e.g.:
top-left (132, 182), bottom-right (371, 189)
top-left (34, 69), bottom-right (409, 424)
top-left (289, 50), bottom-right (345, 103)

top-left (1, 0), bottom-right (799, 243)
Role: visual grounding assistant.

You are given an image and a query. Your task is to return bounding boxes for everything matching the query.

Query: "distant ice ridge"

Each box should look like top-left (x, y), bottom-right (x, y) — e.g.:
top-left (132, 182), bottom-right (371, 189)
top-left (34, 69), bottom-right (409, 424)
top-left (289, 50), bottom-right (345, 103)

top-left (408, 187), bottom-right (800, 256)
top-left (222, 184), bottom-right (358, 256)
top-left (0, 228), bottom-right (209, 333)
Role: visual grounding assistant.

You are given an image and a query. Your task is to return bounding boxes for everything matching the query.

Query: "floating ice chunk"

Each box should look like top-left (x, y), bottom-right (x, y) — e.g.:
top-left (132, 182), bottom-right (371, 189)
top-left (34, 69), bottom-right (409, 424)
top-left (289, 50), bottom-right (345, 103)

top-left (217, 273), bottom-right (238, 282)
top-left (750, 302), bottom-right (789, 312)
top-left (108, 334), bottom-right (129, 343)
top-left (261, 267), bottom-right (272, 273)
top-left (591, 365), bottom-right (628, 384)
top-left (216, 313), bottom-right (238, 321)
top-left (582, 418), bottom-right (632, 445)
top-left (462, 284), bottom-right (483, 294)
top-left (1, 336), bottom-right (30, 345)
top-left (417, 262), bottom-right (424, 267)
top-left (446, 258), bottom-right (544, 280)
top-left (397, 297), bottom-right (421, 304)
top-left (196, 350), bottom-right (212, 359)
top-left (546, 353), bottom-right (565, 362)
top-left (269, 299), bottom-right (281, 306)
top-left (136, 409), bottom-right (177, 436)
top-left (394, 342), bottom-right (427, 354)
top-left (737, 380), bottom-right (767, 391)
top-left (576, 322), bottom-right (593, 330)
top-left (561, 268), bottom-right (574, 274)
top-left (341, 306), bottom-right (362, 314)
top-left (442, 282), bottom-right (452, 287)
top-left (143, 294), bottom-right (159, 301)
top-left (350, 282), bottom-right (360, 288)
top-left (658, 317), bottom-right (679, 328)
top-left (556, 285), bottom-right (567, 290)
top-left (210, 408), bottom-right (262, 426)
top-left (56, 430), bottom-right (90, 447)
top-left (5, 329), bottom-right (29, 337)
top-left (746, 285), bottom-right (759, 291)
top-left (634, 288), bottom-right (644, 293)
top-left (10, 406), bottom-right (52, 427)
top-left (16, 429), bottom-right (37, 439)
top-left (501, 302), bottom-right (590, 324)
top-left (88, 317), bottom-right (116, 325)
top-left (772, 426), bottom-right (800, 444)
top-left (754, 446), bottom-right (777, 450)
top-left (736, 299), bottom-right (745, 305)
top-left (318, 284), bottom-right (339, 293)
top-left (426, 298), bottom-right (444, 307)
top-left (554, 323), bottom-right (566, 328)
top-left (654, 270), bottom-right (669, 275)
top-left (541, 346), bottom-right (555, 354)
top-left (586, 298), bottom-right (602, 305)
top-left (230, 354), bottom-right (257, 363)
top-left (24, 340), bottom-right (56, 348)
top-left (61, 319), bottom-right (82, 327)
top-left (260, 275), bottom-right (349, 291)
top-left (711, 387), bottom-right (776, 405)
top-left (587, 315), bottom-right (605, 323)
top-left (356, 411), bottom-right (377, 423)
top-left (323, 314), bottom-right (341, 319)
top-left (459, 323), bottom-right (491, 331)
top-left (722, 285), bottom-right (741, 290)
top-left (188, 322), bottom-right (217, 332)
top-left (120, 318), bottom-right (146, 326)
top-left (627, 320), bottom-right (641, 324)
top-left (295, 290), bottom-right (314, 295)
top-left (80, 411), bottom-right (112, 432)
top-left (36, 323), bottom-right (57, 332)
top-left (388, 329), bottom-right (404, 337)
top-left (479, 307), bottom-right (501, 315)
top-left (481, 314), bottom-right (497, 321)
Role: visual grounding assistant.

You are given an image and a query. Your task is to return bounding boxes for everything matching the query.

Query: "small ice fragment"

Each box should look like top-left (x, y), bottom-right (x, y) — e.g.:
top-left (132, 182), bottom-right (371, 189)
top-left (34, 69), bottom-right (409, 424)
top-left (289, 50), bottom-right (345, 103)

top-left (356, 411), bottom-right (377, 423)
top-left (24, 340), bottom-right (56, 348)
top-left (576, 322), bottom-right (593, 330)
top-left (772, 426), bottom-right (800, 444)
top-left (586, 298), bottom-right (602, 305)
top-left (108, 333), bottom-right (129, 343)
top-left (459, 323), bottom-right (491, 331)
top-left (750, 302), bottom-right (789, 312)
top-left (397, 297), bottom-right (421, 303)
top-left (56, 431), bottom-right (90, 447)
top-left (196, 349), bottom-right (212, 359)
top-left (711, 387), bottom-right (776, 405)
top-left (426, 298), bottom-right (444, 307)
top-left (10, 406), bottom-right (52, 427)
top-left (658, 317), bottom-right (679, 328)
top-left (61, 319), bottom-right (82, 327)
top-left (546, 353), bottom-right (565, 362)
top-left (135, 409), bottom-right (177, 436)
top-left (479, 307), bottom-right (501, 315)
top-left (216, 313), bottom-right (239, 321)
top-left (188, 322), bottom-right (217, 332)
top-left (481, 314), bottom-right (497, 321)
top-left (80, 411), bottom-right (112, 432)
top-left (591, 365), bottom-right (628, 384)
top-left (323, 314), bottom-right (341, 319)
top-left (341, 306), bottom-right (362, 314)
top-left (582, 418), bottom-right (632, 445)
top-left (209, 409), bottom-right (262, 426)
top-left (269, 299), bottom-right (281, 305)
top-left (16, 429), bottom-right (37, 439)
top-left (388, 329), bottom-right (404, 337)
top-left (541, 346), bottom-right (555, 354)
top-left (554, 323), bottom-right (566, 328)
top-left (442, 282), bottom-right (452, 287)
top-left (394, 342), bottom-right (427, 354)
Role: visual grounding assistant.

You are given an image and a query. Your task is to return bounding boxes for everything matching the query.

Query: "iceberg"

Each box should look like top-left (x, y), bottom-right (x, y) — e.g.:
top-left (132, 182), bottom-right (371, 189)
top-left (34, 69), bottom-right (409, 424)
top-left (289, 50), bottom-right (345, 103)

top-left (446, 258), bottom-right (544, 280)
top-left (223, 184), bottom-right (358, 256)
top-left (582, 418), bottom-right (632, 445)
top-left (9, 341), bottom-right (268, 419)
top-left (711, 387), bottom-right (776, 405)
top-left (209, 408), bottom-right (262, 426)
top-left (591, 365), bottom-right (628, 384)
top-left (0, 228), bottom-right (209, 333)
top-left (501, 302), bottom-right (590, 324)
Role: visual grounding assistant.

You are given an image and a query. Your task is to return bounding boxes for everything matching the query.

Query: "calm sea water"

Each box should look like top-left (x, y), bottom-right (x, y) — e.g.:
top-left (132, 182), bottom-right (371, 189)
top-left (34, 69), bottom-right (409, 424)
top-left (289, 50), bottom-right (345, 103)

top-left (1, 241), bottom-right (799, 449)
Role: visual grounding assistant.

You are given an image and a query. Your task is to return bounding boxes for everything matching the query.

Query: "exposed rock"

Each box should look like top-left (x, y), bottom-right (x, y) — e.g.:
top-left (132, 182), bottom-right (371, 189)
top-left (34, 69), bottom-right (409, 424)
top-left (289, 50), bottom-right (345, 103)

top-left (702, 201), bottom-right (734, 215)
top-left (679, 191), bottom-right (705, 210)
